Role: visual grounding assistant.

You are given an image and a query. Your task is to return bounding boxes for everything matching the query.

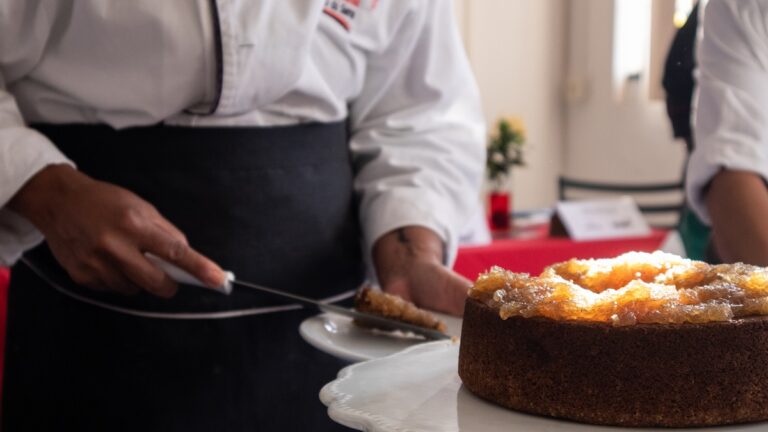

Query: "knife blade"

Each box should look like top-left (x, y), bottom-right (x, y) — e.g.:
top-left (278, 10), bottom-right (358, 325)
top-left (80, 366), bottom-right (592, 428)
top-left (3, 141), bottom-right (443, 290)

top-left (146, 254), bottom-right (450, 341)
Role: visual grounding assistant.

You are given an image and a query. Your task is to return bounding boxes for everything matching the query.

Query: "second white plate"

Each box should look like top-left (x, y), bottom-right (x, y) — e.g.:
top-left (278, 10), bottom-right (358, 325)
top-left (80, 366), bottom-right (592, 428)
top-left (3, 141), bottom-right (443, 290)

top-left (299, 311), bottom-right (462, 362)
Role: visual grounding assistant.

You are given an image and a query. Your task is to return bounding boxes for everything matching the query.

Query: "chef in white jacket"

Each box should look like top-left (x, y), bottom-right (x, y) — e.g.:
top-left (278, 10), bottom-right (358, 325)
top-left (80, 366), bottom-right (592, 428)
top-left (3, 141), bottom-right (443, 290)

top-left (0, 1), bottom-right (485, 430)
top-left (687, 0), bottom-right (768, 265)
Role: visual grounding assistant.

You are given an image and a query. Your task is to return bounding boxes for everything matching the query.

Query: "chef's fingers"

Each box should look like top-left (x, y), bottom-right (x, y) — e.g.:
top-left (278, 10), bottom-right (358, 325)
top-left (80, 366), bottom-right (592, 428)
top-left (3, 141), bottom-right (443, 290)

top-left (69, 254), bottom-right (143, 295)
top-left (97, 259), bottom-right (144, 295)
top-left (112, 275), bottom-right (143, 296)
top-left (101, 245), bottom-right (160, 297)
top-left (139, 224), bottom-right (226, 289)
top-left (67, 261), bottom-right (108, 292)
top-left (113, 244), bottom-right (179, 298)
top-left (152, 217), bottom-right (188, 246)
top-left (444, 270), bottom-right (472, 316)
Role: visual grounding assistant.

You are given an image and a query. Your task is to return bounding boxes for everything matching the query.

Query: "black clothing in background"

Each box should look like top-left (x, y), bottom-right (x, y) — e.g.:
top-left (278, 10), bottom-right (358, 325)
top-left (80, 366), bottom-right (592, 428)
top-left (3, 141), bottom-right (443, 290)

top-left (663, 2), bottom-right (700, 152)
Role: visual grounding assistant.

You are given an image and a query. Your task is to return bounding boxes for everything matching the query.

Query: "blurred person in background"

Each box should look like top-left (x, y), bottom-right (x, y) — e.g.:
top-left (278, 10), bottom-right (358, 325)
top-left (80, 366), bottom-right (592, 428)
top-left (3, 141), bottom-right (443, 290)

top-left (662, 0), bottom-right (712, 261)
top-left (687, 0), bottom-right (768, 266)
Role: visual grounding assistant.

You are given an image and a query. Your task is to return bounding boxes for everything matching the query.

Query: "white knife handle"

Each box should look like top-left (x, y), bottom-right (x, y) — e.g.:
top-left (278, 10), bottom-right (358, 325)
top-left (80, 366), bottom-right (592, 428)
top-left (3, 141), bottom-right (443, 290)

top-left (144, 253), bottom-right (234, 295)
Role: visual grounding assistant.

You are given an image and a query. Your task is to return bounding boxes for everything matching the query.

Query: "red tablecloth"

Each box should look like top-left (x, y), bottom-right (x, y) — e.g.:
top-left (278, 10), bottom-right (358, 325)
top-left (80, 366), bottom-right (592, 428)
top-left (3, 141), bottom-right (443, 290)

top-left (453, 230), bottom-right (668, 280)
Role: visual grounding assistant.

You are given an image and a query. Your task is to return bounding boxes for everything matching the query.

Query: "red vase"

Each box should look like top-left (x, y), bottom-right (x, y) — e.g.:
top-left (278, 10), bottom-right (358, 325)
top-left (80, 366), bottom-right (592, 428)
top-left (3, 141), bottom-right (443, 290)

top-left (489, 191), bottom-right (511, 231)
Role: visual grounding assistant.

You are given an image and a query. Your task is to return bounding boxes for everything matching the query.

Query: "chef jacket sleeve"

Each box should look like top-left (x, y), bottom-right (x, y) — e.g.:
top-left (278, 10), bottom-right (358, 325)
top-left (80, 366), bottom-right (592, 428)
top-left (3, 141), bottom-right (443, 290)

top-left (687, 0), bottom-right (768, 225)
top-left (0, 70), bottom-right (74, 266)
top-left (349, 1), bottom-right (485, 267)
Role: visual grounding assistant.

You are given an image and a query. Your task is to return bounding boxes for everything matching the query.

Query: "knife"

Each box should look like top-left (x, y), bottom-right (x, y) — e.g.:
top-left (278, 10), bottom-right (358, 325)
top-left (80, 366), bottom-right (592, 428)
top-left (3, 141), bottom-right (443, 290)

top-left (145, 254), bottom-right (450, 341)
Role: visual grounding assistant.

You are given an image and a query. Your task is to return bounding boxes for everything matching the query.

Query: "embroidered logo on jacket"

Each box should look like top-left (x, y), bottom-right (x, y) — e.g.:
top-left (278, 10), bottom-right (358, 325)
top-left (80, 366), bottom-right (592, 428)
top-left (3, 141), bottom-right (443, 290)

top-left (323, 0), bottom-right (378, 31)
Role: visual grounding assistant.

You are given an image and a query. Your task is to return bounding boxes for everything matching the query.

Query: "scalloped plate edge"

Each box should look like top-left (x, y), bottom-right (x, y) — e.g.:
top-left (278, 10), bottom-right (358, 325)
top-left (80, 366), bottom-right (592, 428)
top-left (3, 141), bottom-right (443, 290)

top-left (319, 340), bottom-right (457, 432)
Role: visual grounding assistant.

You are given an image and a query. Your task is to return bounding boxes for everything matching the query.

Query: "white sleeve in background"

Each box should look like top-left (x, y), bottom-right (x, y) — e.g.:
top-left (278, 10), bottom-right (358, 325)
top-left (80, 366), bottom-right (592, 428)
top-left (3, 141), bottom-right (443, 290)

top-left (349, 1), bottom-right (485, 267)
top-left (687, 0), bottom-right (768, 225)
top-left (0, 72), bottom-right (73, 266)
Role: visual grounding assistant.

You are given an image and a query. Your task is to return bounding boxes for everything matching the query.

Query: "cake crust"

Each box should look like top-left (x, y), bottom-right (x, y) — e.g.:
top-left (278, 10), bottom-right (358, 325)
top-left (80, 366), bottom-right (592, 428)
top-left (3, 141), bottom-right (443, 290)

top-left (459, 297), bottom-right (768, 427)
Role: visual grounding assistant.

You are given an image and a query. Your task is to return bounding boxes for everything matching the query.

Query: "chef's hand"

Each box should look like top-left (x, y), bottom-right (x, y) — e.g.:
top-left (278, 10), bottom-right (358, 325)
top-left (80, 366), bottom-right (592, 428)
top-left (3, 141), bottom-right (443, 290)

top-left (373, 226), bottom-right (470, 316)
top-left (8, 164), bottom-right (226, 298)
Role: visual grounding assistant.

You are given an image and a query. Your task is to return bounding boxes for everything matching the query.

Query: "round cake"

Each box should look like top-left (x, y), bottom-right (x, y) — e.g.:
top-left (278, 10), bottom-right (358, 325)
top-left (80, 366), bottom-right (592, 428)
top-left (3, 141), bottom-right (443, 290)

top-left (458, 252), bottom-right (768, 427)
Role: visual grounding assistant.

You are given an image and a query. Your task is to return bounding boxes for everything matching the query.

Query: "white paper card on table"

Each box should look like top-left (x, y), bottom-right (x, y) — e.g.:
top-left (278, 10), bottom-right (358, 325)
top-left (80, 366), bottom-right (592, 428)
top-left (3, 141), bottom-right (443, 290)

top-left (554, 196), bottom-right (651, 241)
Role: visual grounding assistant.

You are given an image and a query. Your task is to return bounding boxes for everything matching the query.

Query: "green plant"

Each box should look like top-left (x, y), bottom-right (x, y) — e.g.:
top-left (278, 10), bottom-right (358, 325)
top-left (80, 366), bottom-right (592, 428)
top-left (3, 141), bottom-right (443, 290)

top-left (486, 116), bottom-right (526, 189)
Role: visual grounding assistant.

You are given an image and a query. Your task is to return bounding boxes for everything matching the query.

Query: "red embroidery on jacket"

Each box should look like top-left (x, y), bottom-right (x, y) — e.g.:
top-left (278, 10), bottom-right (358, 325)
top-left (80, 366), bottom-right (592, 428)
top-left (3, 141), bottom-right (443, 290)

top-left (323, 0), bottom-right (378, 31)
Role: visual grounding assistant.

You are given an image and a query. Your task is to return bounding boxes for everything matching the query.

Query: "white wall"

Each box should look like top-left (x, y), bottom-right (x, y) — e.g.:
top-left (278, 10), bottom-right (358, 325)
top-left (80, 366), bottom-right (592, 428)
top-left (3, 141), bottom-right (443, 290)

top-left (456, 0), bottom-right (568, 211)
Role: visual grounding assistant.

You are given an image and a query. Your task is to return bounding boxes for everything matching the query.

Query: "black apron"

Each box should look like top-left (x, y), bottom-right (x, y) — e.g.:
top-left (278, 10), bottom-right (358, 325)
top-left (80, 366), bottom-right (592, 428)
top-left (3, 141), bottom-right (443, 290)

top-left (2, 123), bottom-right (364, 431)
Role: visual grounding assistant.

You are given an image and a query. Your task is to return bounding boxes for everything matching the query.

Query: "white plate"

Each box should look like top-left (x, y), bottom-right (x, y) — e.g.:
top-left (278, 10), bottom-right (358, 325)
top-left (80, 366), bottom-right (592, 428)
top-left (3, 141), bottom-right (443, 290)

top-left (299, 312), bottom-right (461, 363)
top-left (320, 340), bottom-right (768, 432)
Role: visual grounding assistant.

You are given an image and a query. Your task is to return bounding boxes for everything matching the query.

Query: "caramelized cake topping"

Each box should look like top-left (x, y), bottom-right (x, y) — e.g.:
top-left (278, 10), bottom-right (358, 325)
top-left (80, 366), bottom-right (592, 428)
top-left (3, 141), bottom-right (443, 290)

top-left (469, 251), bottom-right (768, 326)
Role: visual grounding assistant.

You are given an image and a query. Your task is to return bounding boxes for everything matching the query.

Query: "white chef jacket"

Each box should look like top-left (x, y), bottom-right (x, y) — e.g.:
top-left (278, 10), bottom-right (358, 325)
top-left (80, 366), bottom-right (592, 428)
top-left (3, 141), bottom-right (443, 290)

top-left (687, 0), bottom-right (768, 224)
top-left (0, 0), bottom-right (485, 266)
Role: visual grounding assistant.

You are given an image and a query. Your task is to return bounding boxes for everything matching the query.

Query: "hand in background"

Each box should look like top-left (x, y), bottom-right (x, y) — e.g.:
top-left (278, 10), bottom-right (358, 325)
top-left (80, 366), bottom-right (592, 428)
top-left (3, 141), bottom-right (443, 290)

top-left (373, 226), bottom-right (470, 316)
top-left (8, 164), bottom-right (226, 297)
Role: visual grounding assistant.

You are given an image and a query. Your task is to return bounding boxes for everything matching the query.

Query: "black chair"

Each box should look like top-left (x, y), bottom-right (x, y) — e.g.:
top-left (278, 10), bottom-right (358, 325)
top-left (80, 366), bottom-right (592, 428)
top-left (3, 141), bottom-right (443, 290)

top-left (558, 176), bottom-right (685, 229)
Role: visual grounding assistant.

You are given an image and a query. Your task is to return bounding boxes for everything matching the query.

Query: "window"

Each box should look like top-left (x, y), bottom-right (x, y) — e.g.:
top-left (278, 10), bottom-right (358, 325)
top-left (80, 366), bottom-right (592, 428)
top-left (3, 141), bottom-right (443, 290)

top-left (613, 0), bottom-right (651, 99)
top-left (614, 0), bottom-right (690, 101)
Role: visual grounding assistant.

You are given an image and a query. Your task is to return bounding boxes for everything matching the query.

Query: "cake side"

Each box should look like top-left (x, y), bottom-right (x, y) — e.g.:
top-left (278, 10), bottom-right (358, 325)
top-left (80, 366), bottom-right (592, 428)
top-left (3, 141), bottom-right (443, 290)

top-left (458, 297), bottom-right (768, 427)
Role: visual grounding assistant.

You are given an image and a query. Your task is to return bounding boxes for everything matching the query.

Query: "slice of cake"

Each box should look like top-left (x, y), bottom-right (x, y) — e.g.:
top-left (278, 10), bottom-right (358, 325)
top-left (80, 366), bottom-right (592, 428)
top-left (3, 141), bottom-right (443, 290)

top-left (354, 286), bottom-right (447, 333)
top-left (458, 251), bottom-right (768, 427)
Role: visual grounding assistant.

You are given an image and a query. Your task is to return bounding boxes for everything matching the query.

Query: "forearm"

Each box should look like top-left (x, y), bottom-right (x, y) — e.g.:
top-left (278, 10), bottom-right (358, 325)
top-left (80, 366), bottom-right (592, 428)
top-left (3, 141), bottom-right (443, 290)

top-left (706, 170), bottom-right (768, 265)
